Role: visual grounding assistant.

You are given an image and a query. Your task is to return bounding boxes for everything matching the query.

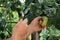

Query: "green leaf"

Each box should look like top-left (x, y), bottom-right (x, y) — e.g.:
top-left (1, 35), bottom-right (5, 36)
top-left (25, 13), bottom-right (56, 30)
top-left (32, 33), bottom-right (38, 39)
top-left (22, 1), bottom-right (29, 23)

top-left (6, 25), bottom-right (13, 32)
top-left (0, 33), bottom-right (5, 39)
top-left (25, 0), bottom-right (32, 6)
top-left (1, 19), bottom-right (6, 26)
top-left (30, 4), bottom-right (37, 13)
top-left (54, 6), bottom-right (60, 30)
top-left (56, 0), bottom-right (60, 4)
top-left (0, 12), bottom-right (2, 18)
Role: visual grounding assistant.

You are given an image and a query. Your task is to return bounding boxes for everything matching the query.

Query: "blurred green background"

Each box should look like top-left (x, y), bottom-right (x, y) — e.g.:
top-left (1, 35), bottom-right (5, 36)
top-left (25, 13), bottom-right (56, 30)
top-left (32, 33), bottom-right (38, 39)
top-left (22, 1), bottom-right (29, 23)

top-left (0, 0), bottom-right (60, 40)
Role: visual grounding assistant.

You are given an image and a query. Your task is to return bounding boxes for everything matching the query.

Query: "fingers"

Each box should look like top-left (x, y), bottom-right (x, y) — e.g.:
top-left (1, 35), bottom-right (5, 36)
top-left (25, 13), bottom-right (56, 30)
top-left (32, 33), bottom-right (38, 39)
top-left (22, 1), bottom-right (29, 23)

top-left (19, 18), bottom-right (28, 23)
top-left (20, 16), bottom-right (41, 23)
top-left (23, 18), bottom-right (28, 24)
top-left (19, 19), bottom-right (23, 22)
top-left (34, 16), bottom-right (42, 21)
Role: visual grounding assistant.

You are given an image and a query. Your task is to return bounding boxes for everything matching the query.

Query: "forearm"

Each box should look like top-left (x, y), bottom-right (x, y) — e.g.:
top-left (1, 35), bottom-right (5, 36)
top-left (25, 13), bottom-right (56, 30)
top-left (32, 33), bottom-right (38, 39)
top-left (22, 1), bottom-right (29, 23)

top-left (7, 35), bottom-right (23, 40)
top-left (7, 26), bottom-right (33, 40)
top-left (23, 26), bottom-right (33, 39)
top-left (7, 37), bottom-right (22, 40)
top-left (7, 32), bottom-right (32, 40)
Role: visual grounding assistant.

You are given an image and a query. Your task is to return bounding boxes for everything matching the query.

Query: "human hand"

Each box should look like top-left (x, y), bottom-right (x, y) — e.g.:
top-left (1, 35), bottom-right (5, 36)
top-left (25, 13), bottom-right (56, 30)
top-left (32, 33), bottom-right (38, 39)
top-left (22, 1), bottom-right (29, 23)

top-left (29, 16), bottom-right (47, 33)
top-left (7, 16), bottom-right (47, 40)
top-left (11, 19), bottom-right (28, 40)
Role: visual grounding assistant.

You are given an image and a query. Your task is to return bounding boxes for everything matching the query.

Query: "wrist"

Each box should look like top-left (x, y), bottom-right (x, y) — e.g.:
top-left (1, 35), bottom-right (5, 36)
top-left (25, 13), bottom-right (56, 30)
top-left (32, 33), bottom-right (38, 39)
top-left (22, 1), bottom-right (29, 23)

top-left (28, 25), bottom-right (34, 34)
top-left (11, 34), bottom-right (23, 40)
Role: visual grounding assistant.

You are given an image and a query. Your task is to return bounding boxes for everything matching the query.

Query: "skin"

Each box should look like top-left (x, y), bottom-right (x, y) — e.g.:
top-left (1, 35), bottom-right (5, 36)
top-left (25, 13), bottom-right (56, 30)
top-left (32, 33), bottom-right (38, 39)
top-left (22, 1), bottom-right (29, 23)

top-left (7, 16), bottom-right (47, 40)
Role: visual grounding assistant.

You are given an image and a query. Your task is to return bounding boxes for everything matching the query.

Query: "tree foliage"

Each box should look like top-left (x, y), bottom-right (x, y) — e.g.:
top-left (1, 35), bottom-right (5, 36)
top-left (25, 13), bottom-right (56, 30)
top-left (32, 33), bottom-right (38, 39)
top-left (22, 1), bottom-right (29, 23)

top-left (0, 0), bottom-right (60, 40)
